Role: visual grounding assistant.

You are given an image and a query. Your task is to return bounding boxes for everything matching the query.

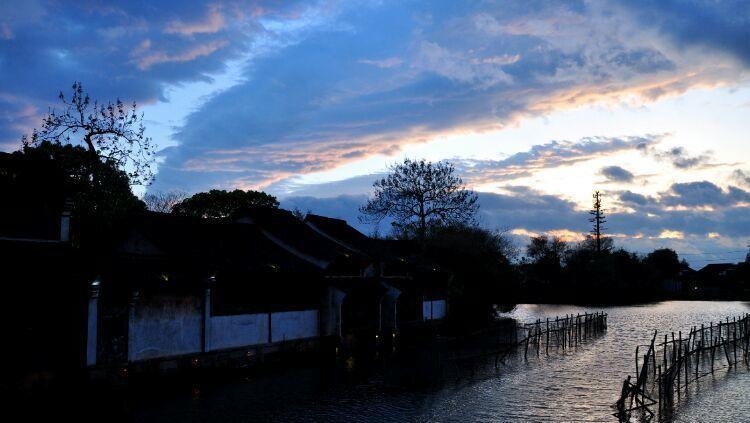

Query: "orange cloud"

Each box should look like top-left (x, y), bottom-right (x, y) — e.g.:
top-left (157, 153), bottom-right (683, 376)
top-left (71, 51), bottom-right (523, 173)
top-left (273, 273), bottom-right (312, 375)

top-left (164, 5), bottom-right (225, 36)
top-left (134, 40), bottom-right (228, 70)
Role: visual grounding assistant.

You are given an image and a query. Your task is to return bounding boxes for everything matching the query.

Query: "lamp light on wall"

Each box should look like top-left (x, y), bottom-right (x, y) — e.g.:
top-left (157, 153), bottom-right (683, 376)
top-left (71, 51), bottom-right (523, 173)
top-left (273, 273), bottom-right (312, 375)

top-left (90, 275), bottom-right (101, 298)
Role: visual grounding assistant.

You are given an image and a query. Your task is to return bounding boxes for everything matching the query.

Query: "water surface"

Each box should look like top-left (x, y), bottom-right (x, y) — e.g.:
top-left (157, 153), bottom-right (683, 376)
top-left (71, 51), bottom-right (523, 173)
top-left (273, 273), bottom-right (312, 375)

top-left (132, 301), bottom-right (750, 422)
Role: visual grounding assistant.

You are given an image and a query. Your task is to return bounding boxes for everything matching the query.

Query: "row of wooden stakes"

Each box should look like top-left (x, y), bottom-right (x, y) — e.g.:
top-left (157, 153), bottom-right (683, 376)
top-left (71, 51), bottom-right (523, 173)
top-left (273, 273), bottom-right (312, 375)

top-left (520, 312), bottom-right (608, 358)
top-left (614, 313), bottom-right (750, 422)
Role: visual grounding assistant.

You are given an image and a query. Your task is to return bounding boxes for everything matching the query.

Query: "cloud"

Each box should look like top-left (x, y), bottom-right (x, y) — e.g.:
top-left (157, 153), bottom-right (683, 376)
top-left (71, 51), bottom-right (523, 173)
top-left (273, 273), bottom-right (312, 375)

top-left (732, 169), bottom-right (750, 187)
top-left (457, 135), bottom-right (661, 185)
top-left (618, 190), bottom-right (654, 207)
top-left (268, 173), bottom-right (385, 198)
top-left (617, 0), bottom-right (750, 66)
top-left (134, 40), bottom-right (229, 70)
top-left (151, 0), bottom-right (748, 190)
top-left (661, 181), bottom-right (750, 207)
top-left (359, 57), bottom-right (403, 69)
top-left (164, 5), bottom-right (226, 36)
top-left (654, 146), bottom-right (712, 169)
top-left (600, 165), bottom-right (634, 182)
top-left (2, 0), bottom-right (749, 192)
top-left (0, 0), bottom-right (310, 147)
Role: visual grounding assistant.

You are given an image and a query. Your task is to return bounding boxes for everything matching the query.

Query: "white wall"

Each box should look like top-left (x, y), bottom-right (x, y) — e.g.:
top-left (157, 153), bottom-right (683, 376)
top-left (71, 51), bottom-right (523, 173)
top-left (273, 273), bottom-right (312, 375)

top-left (422, 299), bottom-right (447, 321)
top-left (321, 287), bottom-right (346, 337)
top-left (431, 299), bottom-right (447, 319)
top-left (128, 295), bottom-right (202, 361)
top-left (86, 297), bottom-right (98, 366)
top-left (271, 310), bottom-right (319, 342)
top-left (209, 313), bottom-right (269, 351)
top-left (127, 294), bottom-right (322, 361)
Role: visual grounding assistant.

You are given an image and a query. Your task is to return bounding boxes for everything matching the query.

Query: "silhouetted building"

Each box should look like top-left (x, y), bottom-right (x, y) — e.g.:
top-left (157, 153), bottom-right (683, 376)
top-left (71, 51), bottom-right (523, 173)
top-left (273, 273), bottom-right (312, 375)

top-left (694, 263), bottom-right (740, 298)
top-left (1, 156), bottom-right (452, 388)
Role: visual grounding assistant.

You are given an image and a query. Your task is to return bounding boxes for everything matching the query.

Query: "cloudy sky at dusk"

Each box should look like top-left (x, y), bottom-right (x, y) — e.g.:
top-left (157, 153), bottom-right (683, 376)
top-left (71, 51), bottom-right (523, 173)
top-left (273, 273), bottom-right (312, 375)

top-left (2, 0), bottom-right (749, 266)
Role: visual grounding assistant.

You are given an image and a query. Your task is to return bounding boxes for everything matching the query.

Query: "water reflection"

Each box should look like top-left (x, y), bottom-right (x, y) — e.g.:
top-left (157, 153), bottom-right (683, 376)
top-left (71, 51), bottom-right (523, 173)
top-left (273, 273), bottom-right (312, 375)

top-left (130, 301), bottom-right (750, 422)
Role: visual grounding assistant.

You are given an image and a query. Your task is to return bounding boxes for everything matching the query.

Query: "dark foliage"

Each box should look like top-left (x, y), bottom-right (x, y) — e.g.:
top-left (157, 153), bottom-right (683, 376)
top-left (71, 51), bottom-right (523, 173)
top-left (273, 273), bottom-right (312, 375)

top-left (172, 189), bottom-right (279, 219)
top-left (519, 234), bottom-right (688, 303)
top-left (424, 225), bottom-right (519, 328)
top-left (12, 141), bottom-right (145, 218)
top-left (523, 235), bottom-right (566, 289)
top-left (644, 248), bottom-right (681, 282)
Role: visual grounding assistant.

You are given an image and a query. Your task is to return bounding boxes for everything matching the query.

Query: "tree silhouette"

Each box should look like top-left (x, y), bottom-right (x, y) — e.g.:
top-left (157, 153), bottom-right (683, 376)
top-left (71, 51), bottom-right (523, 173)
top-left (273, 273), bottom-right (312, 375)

top-left (172, 189), bottom-right (279, 219)
top-left (359, 159), bottom-right (478, 242)
top-left (23, 82), bottom-right (155, 186)
top-left (14, 140), bottom-right (145, 217)
top-left (589, 191), bottom-right (607, 254)
top-left (143, 190), bottom-right (188, 213)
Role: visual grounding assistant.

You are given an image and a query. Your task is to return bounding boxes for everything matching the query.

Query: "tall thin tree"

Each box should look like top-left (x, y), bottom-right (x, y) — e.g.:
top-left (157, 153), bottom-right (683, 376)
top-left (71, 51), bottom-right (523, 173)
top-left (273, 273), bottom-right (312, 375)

top-left (589, 191), bottom-right (607, 254)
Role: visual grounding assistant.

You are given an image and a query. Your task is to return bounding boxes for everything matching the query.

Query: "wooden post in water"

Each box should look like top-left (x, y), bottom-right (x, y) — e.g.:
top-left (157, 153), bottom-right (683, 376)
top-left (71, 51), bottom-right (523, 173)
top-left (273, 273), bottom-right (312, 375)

top-left (685, 342), bottom-right (690, 395)
top-left (657, 364), bottom-right (662, 408)
top-left (546, 318), bottom-right (549, 355)
top-left (635, 345), bottom-right (640, 388)
top-left (672, 331), bottom-right (682, 398)
top-left (536, 320), bottom-right (541, 357)
top-left (524, 327), bottom-right (530, 360)
top-left (652, 336), bottom-right (657, 379)
top-left (724, 336), bottom-right (731, 366)
top-left (711, 336), bottom-right (715, 374)
top-left (695, 339), bottom-right (699, 381)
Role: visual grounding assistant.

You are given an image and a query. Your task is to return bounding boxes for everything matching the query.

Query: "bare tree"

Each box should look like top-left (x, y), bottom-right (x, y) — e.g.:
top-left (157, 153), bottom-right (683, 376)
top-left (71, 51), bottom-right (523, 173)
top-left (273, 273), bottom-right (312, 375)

top-left (143, 190), bottom-right (188, 213)
top-left (359, 158), bottom-right (478, 242)
top-left (589, 191), bottom-right (607, 254)
top-left (23, 82), bottom-right (155, 185)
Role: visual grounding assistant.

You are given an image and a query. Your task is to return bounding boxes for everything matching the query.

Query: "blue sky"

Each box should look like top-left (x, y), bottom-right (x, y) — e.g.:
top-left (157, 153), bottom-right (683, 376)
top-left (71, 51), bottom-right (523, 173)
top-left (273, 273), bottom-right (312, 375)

top-left (2, 0), bottom-right (749, 266)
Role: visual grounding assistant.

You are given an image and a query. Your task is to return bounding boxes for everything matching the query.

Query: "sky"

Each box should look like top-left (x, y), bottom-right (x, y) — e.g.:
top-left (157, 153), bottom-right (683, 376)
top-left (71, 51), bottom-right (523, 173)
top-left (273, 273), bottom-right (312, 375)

top-left (1, 0), bottom-right (749, 267)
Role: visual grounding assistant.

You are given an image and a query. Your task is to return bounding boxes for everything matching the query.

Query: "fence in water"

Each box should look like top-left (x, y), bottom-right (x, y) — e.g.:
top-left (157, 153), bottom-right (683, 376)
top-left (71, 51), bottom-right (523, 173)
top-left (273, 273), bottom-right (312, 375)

top-left (517, 312), bottom-right (608, 358)
top-left (435, 312), bottom-right (608, 379)
top-left (387, 312), bottom-right (608, 391)
top-left (613, 313), bottom-right (750, 422)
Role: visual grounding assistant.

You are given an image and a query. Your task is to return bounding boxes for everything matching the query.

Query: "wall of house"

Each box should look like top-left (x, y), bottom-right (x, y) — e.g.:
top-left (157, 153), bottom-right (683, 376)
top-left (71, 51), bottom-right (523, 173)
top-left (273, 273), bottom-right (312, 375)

top-left (86, 295), bottom-right (98, 366)
top-left (321, 287), bottom-right (346, 337)
top-left (271, 310), bottom-right (319, 342)
top-left (128, 295), bottom-right (202, 361)
top-left (125, 291), bottom-right (321, 363)
top-left (381, 286), bottom-right (400, 331)
top-left (422, 299), bottom-right (447, 321)
top-left (209, 313), bottom-right (269, 351)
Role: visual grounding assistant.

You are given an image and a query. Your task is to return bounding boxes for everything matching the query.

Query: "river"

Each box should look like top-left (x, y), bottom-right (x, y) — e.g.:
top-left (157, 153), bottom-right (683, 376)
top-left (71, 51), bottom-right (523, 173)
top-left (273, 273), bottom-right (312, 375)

top-left (130, 301), bottom-right (750, 422)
